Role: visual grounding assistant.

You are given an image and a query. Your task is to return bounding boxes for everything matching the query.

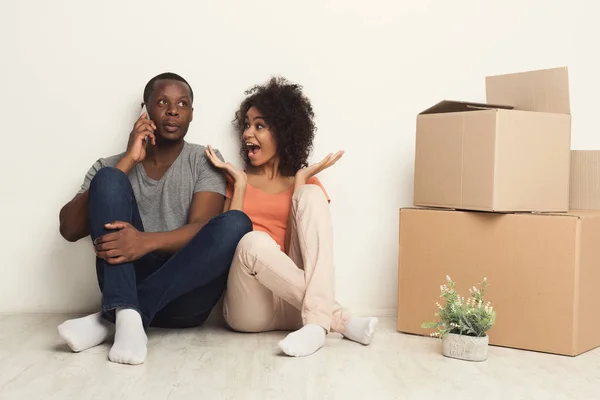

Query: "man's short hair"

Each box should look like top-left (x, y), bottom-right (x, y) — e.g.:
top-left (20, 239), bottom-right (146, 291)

top-left (143, 72), bottom-right (194, 105)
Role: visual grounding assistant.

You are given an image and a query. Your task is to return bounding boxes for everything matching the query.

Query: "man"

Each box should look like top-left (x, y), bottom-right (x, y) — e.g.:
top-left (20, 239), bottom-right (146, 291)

top-left (57, 73), bottom-right (252, 365)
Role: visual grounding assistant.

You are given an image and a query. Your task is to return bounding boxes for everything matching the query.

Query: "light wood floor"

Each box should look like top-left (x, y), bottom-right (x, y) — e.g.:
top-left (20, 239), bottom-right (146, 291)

top-left (0, 314), bottom-right (598, 399)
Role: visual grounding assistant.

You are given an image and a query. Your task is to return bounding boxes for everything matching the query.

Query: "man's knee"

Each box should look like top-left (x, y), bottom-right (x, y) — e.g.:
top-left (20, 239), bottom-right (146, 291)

top-left (89, 167), bottom-right (131, 197)
top-left (213, 210), bottom-right (253, 242)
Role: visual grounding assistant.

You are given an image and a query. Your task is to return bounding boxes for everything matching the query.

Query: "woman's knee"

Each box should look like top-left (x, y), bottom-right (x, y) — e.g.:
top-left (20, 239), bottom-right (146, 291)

top-left (293, 184), bottom-right (327, 205)
top-left (236, 231), bottom-right (278, 255)
top-left (233, 231), bottom-right (278, 273)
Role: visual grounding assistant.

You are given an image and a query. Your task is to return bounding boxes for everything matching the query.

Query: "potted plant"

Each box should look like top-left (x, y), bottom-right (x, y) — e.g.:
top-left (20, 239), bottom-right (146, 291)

top-left (421, 275), bottom-right (496, 361)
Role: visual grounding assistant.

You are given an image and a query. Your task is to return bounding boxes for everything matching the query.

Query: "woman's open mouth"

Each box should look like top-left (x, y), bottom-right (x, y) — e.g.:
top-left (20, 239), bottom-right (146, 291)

top-left (246, 142), bottom-right (261, 158)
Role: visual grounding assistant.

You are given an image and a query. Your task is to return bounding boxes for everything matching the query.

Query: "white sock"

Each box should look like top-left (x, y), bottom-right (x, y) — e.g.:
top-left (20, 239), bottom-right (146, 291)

top-left (342, 317), bottom-right (379, 345)
top-left (57, 312), bottom-right (114, 352)
top-left (108, 308), bottom-right (147, 365)
top-left (278, 324), bottom-right (326, 357)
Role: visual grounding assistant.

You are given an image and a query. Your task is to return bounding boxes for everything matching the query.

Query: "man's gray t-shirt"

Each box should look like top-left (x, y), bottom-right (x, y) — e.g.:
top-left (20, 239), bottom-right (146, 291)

top-left (78, 142), bottom-right (226, 233)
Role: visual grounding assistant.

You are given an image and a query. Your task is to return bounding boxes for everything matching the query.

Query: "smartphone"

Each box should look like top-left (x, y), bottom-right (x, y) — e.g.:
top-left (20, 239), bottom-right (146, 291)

top-left (140, 104), bottom-right (150, 143)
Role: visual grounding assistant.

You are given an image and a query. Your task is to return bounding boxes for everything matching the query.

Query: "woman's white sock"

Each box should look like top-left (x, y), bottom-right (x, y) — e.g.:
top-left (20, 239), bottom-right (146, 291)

top-left (342, 317), bottom-right (379, 345)
top-left (278, 324), bottom-right (326, 357)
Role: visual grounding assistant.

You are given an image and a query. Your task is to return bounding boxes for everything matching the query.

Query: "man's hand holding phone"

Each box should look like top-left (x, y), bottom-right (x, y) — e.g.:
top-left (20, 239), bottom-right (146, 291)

top-left (116, 109), bottom-right (157, 174)
top-left (127, 111), bottom-right (157, 163)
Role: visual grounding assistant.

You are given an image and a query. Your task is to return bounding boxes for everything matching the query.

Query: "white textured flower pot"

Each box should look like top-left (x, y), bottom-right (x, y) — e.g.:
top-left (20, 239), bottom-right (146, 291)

top-left (442, 333), bottom-right (488, 361)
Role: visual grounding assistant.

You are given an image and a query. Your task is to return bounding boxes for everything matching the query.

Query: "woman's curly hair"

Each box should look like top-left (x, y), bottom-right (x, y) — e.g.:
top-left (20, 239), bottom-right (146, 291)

top-left (233, 77), bottom-right (316, 176)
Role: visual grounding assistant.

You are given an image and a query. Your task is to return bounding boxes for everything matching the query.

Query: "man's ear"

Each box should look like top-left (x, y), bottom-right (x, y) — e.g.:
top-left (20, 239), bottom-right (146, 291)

top-left (190, 107), bottom-right (194, 122)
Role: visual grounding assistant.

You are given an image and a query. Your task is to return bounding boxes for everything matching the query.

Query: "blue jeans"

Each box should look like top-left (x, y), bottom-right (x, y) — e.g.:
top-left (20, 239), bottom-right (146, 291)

top-left (88, 167), bottom-right (252, 329)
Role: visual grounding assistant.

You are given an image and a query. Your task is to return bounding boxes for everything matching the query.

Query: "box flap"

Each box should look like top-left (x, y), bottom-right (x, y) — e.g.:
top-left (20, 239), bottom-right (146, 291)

top-left (529, 211), bottom-right (582, 218)
top-left (401, 206), bottom-right (457, 213)
top-left (558, 210), bottom-right (600, 219)
top-left (419, 100), bottom-right (514, 115)
top-left (485, 67), bottom-right (570, 114)
top-left (401, 207), bottom-right (600, 219)
top-left (528, 210), bottom-right (600, 219)
top-left (402, 207), bottom-right (516, 215)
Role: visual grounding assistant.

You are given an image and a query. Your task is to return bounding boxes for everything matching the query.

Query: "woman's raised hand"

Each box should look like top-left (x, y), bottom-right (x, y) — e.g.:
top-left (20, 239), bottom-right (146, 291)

top-left (205, 145), bottom-right (247, 184)
top-left (296, 151), bottom-right (344, 180)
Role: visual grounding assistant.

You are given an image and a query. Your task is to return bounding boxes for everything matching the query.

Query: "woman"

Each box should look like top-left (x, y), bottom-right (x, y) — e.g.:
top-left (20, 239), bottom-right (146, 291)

top-left (205, 77), bottom-right (378, 357)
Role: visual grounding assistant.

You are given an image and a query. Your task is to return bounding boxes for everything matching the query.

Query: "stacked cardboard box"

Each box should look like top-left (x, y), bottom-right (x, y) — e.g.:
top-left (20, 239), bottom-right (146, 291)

top-left (397, 67), bottom-right (600, 356)
top-left (570, 150), bottom-right (600, 210)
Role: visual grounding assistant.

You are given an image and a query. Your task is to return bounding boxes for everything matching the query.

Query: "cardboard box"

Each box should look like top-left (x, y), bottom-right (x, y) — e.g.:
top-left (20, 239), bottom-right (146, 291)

top-left (414, 67), bottom-right (571, 212)
top-left (397, 207), bottom-right (600, 356)
top-left (570, 150), bottom-right (600, 210)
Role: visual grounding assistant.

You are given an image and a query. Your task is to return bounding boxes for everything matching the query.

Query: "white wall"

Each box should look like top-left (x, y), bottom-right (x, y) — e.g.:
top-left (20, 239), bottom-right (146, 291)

top-left (1, 0), bottom-right (597, 315)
